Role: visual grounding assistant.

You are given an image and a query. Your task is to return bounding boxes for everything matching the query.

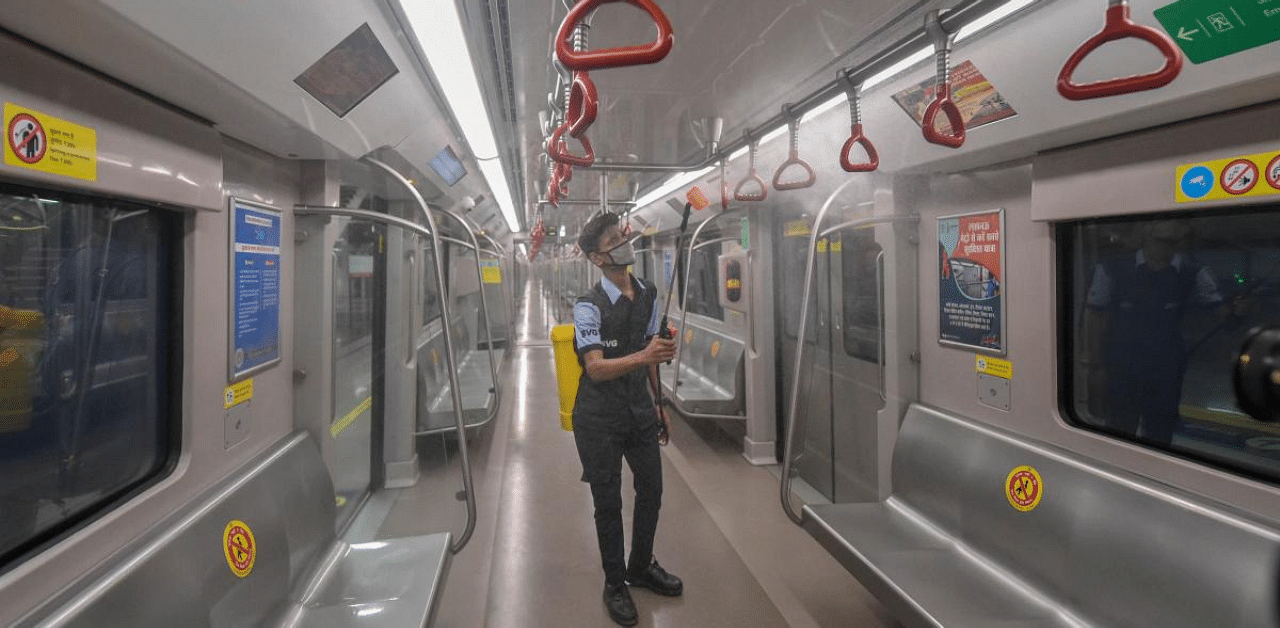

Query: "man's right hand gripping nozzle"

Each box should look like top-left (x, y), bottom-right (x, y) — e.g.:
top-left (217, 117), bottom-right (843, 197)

top-left (643, 335), bottom-right (676, 366)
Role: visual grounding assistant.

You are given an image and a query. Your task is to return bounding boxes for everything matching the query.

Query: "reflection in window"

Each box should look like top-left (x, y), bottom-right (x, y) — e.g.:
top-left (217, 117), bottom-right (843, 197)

top-left (1065, 208), bottom-right (1280, 482)
top-left (840, 229), bottom-right (882, 362)
top-left (0, 186), bottom-right (175, 569)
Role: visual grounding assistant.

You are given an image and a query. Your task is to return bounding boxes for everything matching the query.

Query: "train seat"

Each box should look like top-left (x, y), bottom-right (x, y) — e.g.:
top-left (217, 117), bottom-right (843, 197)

top-left (16, 432), bottom-right (449, 627)
top-left (666, 316), bottom-right (746, 417)
top-left (803, 404), bottom-right (1280, 628)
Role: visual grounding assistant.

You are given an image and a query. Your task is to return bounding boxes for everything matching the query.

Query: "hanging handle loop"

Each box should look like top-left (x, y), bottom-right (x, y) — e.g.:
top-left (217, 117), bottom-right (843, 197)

top-left (921, 11), bottom-right (965, 149)
top-left (839, 73), bottom-right (880, 172)
top-left (772, 105), bottom-right (817, 191)
top-left (734, 132), bottom-right (767, 202)
top-left (565, 71), bottom-right (599, 137)
top-left (1057, 0), bottom-right (1183, 100)
top-left (548, 122), bottom-right (595, 167)
top-left (555, 0), bottom-right (674, 71)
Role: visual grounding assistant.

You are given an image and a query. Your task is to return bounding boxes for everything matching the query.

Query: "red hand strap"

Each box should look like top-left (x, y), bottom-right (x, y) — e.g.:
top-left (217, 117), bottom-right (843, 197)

top-left (556, 0), bottom-right (674, 71)
top-left (566, 72), bottom-right (598, 137)
top-left (548, 122), bottom-right (595, 167)
top-left (922, 95), bottom-right (965, 148)
top-left (840, 124), bottom-right (879, 172)
top-left (1057, 2), bottom-right (1183, 100)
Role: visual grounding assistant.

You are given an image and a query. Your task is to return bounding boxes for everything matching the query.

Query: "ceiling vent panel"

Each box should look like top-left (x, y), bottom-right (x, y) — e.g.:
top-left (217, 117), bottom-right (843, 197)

top-left (294, 23), bottom-right (398, 118)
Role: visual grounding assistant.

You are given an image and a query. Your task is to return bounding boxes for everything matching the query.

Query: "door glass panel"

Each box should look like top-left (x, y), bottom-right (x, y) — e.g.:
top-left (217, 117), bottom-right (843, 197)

top-left (331, 218), bottom-right (380, 529)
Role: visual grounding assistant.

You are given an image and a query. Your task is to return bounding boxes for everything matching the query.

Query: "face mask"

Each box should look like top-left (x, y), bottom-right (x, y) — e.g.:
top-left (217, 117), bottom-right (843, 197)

top-left (600, 239), bottom-right (636, 267)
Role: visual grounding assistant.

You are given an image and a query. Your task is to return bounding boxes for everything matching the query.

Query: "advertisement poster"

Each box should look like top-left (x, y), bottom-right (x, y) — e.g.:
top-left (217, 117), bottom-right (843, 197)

top-left (229, 198), bottom-right (282, 380)
top-left (938, 209), bottom-right (1005, 354)
top-left (892, 61), bottom-right (1016, 134)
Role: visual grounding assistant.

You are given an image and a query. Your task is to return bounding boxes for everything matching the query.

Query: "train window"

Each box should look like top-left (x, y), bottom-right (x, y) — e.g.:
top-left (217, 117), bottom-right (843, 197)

top-left (1063, 207), bottom-right (1280, 482)
top-left (840, 229), bottom-right (882, 362)
top-left (683, 239), bottom-right (725, 320)
top-left (333, 220), bottom-right (378, 351)
top-left (0, 184), bottom-right (177, 570)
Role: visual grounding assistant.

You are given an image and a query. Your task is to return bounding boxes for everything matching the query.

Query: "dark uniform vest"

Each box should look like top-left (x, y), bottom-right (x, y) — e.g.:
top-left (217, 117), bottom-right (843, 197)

top-left (572, 276), bottom-right (658, 431)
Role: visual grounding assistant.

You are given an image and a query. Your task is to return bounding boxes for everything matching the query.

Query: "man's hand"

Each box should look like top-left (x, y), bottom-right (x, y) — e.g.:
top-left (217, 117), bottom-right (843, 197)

top-left (639, 335), bottom-right (676, 365)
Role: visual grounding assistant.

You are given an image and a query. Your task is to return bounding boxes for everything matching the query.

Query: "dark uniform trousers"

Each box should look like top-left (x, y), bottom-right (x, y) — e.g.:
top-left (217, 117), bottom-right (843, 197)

top-left (572, 277), bottom-right (663, 586)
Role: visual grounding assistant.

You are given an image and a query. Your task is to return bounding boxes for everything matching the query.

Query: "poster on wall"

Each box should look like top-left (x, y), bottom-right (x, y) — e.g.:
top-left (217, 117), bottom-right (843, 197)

top-left (229, 198), bottom-right (282, 380)
top-left (938, 208), bottom-right (1005, 355)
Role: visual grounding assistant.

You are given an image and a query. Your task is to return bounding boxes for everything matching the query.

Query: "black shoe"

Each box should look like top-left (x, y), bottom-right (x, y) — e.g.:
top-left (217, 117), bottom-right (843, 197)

top-left (626, 558), bottom-right (683, 596)
top-left (603, 581), bottom-right (638, 626)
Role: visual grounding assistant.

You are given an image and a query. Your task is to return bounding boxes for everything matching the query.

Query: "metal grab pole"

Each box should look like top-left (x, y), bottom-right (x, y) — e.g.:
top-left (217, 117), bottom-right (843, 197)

top-left (671, 212), bottom-right (724, 397)
top-left (431, 205), bottom-right (504, 430)
top-left (363, 156), bottom-right (477, 554)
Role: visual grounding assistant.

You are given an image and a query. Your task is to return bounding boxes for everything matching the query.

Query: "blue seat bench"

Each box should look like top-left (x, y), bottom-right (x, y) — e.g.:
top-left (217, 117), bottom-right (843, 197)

top-left (803, 404), bottom-right (1280, 628)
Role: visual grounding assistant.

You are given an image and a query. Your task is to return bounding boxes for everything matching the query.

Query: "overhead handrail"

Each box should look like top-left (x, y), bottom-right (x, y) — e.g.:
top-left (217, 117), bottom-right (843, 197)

top-left (839, 72), bottom-right (879, 172)
top-left (555, 0), bottom-right (674, 71)
top-left (772, 104), bottom-right (817, 191)
top-left (733, 132), bottom-right (767, 202)
top-left (780, 178), bottom-right (917, 525)
top-left (427, 205), bottom-right (504, 432)
top-left (1057, 0), bottom-right (1183, 100)
top-left (363, 156), bottom-right (477, 553)
top-left (921, 10), bottom-right (965, 148)
top-left (567, 0), bottom-right (1008, 174)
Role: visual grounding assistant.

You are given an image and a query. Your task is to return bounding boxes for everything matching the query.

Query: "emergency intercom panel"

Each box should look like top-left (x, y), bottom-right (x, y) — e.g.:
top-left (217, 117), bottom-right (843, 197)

top-left (718, 251), bottom-right (748, 313)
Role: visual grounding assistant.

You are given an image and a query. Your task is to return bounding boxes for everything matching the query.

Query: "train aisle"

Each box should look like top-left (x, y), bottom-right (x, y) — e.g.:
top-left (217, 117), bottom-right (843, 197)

top-left (379, 278), bottom-right (899, 628)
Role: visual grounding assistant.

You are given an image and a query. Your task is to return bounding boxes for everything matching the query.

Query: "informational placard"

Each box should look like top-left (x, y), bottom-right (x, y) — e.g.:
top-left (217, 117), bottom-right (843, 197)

top-left (1176, 149), bottom-right (1280, 203)
top-left (480, 258), bottom-right (502, 284)
top-left (891, 61), bottom-right (1017, 134)
top-left (1154, 0), bottom-right (1280, 64)
top-left (4, 103), bottom-right (97, 181)
top-left (938, 209), bottom-right (1005, 355)
top-left (229, 199), bottom-right (282, 381)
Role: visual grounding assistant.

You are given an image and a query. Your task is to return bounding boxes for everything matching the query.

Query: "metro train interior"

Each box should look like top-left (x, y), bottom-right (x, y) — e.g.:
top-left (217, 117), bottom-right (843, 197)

top-left (1, 0), bottom-right (1280, 626)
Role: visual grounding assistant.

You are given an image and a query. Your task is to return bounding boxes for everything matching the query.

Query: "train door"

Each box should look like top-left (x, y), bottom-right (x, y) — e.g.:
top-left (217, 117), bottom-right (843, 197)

top-left (777, 194), bottom-right (916, 504)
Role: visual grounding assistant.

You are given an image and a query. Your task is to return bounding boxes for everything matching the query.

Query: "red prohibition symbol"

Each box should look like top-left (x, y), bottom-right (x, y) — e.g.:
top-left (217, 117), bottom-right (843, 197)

top-left (1265, 154), bottom-right (1280, 191)
top-left (8, 113), bottom-right (46, 165)
top-left (1220, 159), bottom-right (1258, 196)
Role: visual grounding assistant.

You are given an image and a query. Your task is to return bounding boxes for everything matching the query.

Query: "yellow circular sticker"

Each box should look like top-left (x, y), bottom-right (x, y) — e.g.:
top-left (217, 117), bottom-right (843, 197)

top-left (710, 340), bottom-right (721, 358)
top-left (431, 348), bottom-right (440, 365)
top-left (1005, 466), bottom-right (1043, 512)
top-left (223, 519), bottom-right (257, 578)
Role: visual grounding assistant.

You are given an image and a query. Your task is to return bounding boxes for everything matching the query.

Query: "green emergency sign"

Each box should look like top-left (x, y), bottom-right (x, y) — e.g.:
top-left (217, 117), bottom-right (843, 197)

top-left (1154, 0), bottom-right (1280, 63)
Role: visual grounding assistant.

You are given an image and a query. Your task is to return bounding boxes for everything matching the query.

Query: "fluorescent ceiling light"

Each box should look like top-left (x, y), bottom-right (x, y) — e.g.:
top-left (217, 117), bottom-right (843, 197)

top-left (402, 0), bottom-right (522, 233)
top-left (633, 165), bottom-right (714, 209)
top-left (801, 94), bottom-right (848, 124)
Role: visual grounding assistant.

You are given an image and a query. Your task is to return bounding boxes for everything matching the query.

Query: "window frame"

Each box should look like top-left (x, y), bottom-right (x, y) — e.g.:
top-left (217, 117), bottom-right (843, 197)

top-left (0, 181), bottom-right (182, 574)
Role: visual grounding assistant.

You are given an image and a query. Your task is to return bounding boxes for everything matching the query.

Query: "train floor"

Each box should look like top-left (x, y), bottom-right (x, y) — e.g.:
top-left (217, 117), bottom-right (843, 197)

top-left (376, 277), bottom-right (901, 628)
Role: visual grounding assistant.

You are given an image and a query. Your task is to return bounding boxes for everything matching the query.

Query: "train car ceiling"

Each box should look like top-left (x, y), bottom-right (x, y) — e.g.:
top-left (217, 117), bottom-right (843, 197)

top-left (1, 0), bottom-right (517, 236)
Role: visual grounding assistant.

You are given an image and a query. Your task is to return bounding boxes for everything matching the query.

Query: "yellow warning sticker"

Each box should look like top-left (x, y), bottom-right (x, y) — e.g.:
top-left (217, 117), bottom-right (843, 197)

top-left (480, 259), bottom-right (502, 284)
top-left (975, 355), bottom-right (1012, 380)
top-left (1176, 149), bottom-right (1280, 203)
top-left (684, 328), bottom-right (694, 344)
top-left (223, 519), bottom-right (257, 578)
top-left (710, 340), bottom-right (721, 358)
top-left (1005, 465), bottom-right (1043, 512)
top-left (784, 219), bottom-right (812, 237)
top-left (224, 379), bottom-right (253, 409)
top-left (4, 103), bottom-right (97, 181)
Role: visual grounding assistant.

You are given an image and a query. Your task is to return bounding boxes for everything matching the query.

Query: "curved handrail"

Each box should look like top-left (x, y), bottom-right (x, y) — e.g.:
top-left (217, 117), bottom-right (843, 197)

top-left (549, 123), bottom-right (595, 167)
top-left (431, 206), bottom-right (504, 431)
top-left (734, 133), bottom-right (767, 201)
top-left (1057, 0), bottom-right (1183, 100)
top-left (566, 71), bottom-right (598, 137)
top-left (363, 157), bottom-right (477, 554)
top-left (772, 105), bottom-right (817, 191)
top-left (555, 0), bottom-right (674, 71)
top-left (921, 11), bottom-right (965, 149)
top-left (840, 75), bottom-right (879, 172)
